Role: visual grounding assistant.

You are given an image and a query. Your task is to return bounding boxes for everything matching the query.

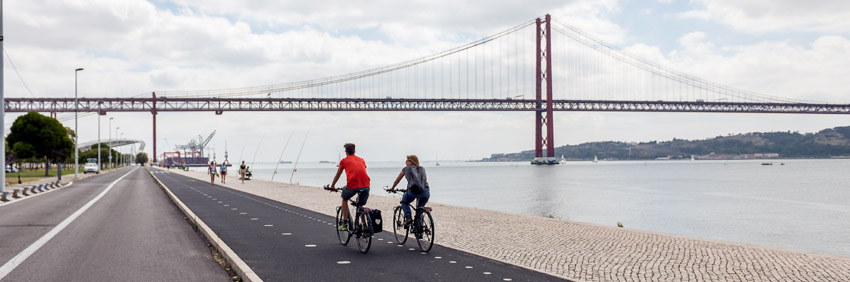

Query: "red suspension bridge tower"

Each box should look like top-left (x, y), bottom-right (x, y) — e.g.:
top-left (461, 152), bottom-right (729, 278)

top-left (532, 14), bottom-right (557, 165)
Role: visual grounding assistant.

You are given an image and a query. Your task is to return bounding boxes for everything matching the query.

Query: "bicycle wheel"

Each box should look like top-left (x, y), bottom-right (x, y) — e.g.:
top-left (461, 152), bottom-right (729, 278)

top-left (336, 206), bottom-right (351, 245)
top-left (415, 211), bottom-right (435, 252)
top-left (356, 211), bottom-right (373, 253)
top-left (392, 206), bottom-right (409, 245)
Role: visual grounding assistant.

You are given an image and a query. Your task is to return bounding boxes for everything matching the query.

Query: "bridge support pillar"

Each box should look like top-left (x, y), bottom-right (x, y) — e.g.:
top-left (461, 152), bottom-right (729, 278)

top-left (532, 14), bottom-right (557, 165)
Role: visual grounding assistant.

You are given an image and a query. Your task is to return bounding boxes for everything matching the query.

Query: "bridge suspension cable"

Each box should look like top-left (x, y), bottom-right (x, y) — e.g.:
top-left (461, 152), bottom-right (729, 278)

top-left (548, 18), bottom-right (816, 104)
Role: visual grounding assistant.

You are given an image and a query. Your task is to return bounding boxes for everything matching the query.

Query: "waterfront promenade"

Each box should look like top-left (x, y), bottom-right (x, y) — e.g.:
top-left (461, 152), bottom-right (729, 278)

top-left (167, 168), bottom-right (850, 281)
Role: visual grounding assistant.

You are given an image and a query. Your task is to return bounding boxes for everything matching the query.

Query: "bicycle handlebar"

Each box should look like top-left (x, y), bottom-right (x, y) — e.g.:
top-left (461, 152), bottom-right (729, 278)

top-left (384, 186), bottom-right (407, 193)
top-left (323, 185), bottom-right (340, 192)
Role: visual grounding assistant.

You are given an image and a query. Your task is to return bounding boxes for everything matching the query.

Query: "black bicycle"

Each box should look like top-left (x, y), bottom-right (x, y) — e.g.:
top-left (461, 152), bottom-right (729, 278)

top-left (385, 187), bottom-right (435, 252)
top-left (324, 185), bottom-right (374, 253)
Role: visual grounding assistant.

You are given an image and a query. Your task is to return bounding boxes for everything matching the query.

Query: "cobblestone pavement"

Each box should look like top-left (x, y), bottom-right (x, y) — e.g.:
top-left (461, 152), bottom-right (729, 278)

top-left (167, 169), bottom-right (850, 281)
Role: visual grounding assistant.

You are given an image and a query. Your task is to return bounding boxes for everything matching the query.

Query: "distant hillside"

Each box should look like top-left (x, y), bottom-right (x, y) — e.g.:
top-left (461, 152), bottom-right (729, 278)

top-left (481, 126), bottom-right (850, 161)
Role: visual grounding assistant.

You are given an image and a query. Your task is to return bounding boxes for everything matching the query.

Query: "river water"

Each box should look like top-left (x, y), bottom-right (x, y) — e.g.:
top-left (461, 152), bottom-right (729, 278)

top-left (206, 159), bottom-right (850, 257)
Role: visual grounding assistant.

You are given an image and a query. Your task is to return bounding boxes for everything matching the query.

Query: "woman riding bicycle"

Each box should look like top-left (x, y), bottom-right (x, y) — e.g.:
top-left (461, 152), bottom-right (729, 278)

top-left (388, 155), bottom-right (430, 226)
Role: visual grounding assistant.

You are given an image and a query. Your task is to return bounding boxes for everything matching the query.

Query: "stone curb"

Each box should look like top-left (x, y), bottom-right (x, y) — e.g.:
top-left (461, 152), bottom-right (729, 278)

top-left (1, 179), bottom-right (76, 205)
top-left (145, 168), bottom-right (262, 282)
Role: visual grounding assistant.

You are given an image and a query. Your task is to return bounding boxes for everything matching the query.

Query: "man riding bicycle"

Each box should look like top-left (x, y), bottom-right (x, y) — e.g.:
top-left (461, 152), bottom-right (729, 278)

top-left (330, 143), bottom-right (371, 231)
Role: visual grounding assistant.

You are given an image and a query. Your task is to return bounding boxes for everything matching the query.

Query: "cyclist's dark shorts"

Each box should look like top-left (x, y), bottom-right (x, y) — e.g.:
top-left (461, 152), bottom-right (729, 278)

top-left (341, 186), bottom-right (370, 206)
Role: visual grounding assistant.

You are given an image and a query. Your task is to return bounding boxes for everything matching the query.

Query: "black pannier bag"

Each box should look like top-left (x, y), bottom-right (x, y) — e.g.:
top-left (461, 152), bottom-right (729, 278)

top-left (369, 209), bottom-right (383, 233)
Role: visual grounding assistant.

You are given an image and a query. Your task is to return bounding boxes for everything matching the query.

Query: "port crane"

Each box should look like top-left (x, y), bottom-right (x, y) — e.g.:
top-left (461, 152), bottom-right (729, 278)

top-left (175, 130), bottom-right (216, 158)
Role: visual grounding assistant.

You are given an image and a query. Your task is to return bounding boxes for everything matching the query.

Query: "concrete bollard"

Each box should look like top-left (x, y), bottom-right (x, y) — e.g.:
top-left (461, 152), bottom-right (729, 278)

top-left (1, 191), bottom-right (10, 202)
top-left (12, 189), bottom-right (22, 198)
top-left (22, 186), bottom-right (31, 196)
top-left (31, 185), bottom-right (40, 194)
top-left (37, 184), bottom-right (46, 192)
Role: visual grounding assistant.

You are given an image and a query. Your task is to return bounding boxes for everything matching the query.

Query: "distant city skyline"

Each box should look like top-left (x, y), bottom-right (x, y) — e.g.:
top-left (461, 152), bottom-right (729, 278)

top-left (4, 0), bottom-right (850, 162)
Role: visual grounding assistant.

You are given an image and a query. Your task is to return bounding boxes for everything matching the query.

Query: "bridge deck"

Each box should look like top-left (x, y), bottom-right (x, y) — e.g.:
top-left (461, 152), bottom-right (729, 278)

top-left (161, 168), bottom-right (850, 282)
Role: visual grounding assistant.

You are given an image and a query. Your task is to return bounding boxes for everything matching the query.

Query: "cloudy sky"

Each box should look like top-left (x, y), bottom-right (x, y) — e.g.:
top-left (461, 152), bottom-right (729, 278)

top-left (3, 0), bottom-right (850, 163)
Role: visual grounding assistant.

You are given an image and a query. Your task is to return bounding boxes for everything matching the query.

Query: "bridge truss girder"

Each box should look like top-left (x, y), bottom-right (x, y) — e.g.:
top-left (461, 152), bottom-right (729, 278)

top-left (5, 97), bottom-right (850, 114)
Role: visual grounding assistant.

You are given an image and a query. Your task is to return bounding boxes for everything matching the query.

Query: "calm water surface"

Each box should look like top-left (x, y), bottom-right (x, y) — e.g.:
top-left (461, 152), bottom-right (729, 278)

top-left (206, 159), bottom-right (850, 257)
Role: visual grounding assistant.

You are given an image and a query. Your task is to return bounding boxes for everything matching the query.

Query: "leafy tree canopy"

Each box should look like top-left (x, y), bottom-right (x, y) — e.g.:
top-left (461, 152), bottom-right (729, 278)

top-left (6, 111), bottom-right (74, 162)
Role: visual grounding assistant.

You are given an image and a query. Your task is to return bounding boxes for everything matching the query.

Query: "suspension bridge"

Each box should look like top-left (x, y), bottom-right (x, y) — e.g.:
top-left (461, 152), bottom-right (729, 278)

top-left (5, 15), bottom-right (849, 164)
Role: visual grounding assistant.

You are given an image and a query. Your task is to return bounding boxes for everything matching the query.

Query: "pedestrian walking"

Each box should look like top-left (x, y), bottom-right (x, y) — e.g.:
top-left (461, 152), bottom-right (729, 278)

top-left (208, 161), bottom-right (218, 184)
top-left (220, 160), bottom-right (229, 184)
top-left (240, 161), bottom-right (247, 184)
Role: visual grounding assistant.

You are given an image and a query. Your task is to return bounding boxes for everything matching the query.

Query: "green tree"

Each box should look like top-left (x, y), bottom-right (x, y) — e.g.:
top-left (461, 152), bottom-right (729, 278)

top-left (79, 143), bottom-right (119, 169)
top-left (136, 152), bottom-right (149, 165)
top-left (6, 112), bottom-right (74, 176)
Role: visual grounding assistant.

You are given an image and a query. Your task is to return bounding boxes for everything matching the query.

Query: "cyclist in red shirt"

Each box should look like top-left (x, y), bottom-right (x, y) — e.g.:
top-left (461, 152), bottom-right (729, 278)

top-left (330, 143), bottom-right (371, 231)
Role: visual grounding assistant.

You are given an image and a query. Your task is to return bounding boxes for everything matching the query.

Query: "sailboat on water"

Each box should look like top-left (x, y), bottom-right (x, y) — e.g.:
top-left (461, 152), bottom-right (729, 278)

top-left (593, 155), bottom-right (599, 163)
top-left (559, 154), bottom-right (566, 164)
top-left (436, 153), bottom-right (440, 166)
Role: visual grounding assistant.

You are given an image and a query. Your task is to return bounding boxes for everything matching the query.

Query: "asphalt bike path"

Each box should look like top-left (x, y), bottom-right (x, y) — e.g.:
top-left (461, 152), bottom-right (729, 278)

top-left (152, 167), bottom-right (566, 281)
top-left (0, 167), bottom-right (227, 281)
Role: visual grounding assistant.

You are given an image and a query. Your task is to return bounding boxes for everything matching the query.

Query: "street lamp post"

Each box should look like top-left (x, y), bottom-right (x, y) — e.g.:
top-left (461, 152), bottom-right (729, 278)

top-left (115, 126), bottom-right (120, 168)
top-left (109, 118), bottom-right (113, 169)
top-left (97, 101), bottom-right (102, 172)
top-left (120, 132), bottom-right (124, 167)
top-left (74, 67), bottom-right (84, 179)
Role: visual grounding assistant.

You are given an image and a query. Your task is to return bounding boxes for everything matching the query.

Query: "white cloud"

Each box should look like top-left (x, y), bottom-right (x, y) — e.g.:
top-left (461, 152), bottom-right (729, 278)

top-left (679, 0), bottom-right (850, 33)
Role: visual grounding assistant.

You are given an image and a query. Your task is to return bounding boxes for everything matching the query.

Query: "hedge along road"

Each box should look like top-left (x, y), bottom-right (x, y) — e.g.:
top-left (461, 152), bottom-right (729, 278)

top-left (0, 167), bottom-right (227, 281)
top-left (150, 167), bottom-right (567, 281)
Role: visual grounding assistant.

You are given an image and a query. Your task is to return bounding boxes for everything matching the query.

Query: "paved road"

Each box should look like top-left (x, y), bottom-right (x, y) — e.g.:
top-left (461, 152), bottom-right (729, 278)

top-left (151, 167), bottom-right (568, 281)
top-left (0, 167), bottom-right (226, 281)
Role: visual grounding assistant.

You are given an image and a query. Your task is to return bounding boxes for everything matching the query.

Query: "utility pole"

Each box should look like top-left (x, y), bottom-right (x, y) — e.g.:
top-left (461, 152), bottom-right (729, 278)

top-left (1, 0), bottom-right (6, 193)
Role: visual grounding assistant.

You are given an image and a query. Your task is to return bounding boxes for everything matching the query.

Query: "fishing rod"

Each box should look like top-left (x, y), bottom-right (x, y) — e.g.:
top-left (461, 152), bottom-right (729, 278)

top-left (271, 133), bottom-right (294, 182)
top-left (237, 143), bottom-right (247, 165)
top-left (250, 133), bottom-right (266, 169)
top-left (290, 128), bottom-right (312, 184)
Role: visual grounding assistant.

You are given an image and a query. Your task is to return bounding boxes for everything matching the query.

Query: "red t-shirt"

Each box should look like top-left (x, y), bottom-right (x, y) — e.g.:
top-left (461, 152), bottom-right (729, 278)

top-left (339, 155), bottom-right (370, 189)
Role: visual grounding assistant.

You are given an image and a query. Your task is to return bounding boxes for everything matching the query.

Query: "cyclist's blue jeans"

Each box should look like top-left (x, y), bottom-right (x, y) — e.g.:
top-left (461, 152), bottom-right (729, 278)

top-left (401, 189), bottom-right (430, 219)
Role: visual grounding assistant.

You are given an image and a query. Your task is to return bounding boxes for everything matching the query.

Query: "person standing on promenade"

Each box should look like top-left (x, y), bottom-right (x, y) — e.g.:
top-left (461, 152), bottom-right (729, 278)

top-left (208, 161), bottom-right (218, 184)
top-left (330, 143), bottom-right (371, 231)
top-left (389, 155), bottom-right (430, 226)
top-left (220, 159), bottom-right (229, 184)
top-left (239, 161), bottom-right (247, 184)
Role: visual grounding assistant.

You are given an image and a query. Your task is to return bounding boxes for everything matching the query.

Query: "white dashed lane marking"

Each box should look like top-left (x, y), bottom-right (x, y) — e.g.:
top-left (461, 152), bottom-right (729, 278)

top-left (157, 173), bottom-right (522, 281)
